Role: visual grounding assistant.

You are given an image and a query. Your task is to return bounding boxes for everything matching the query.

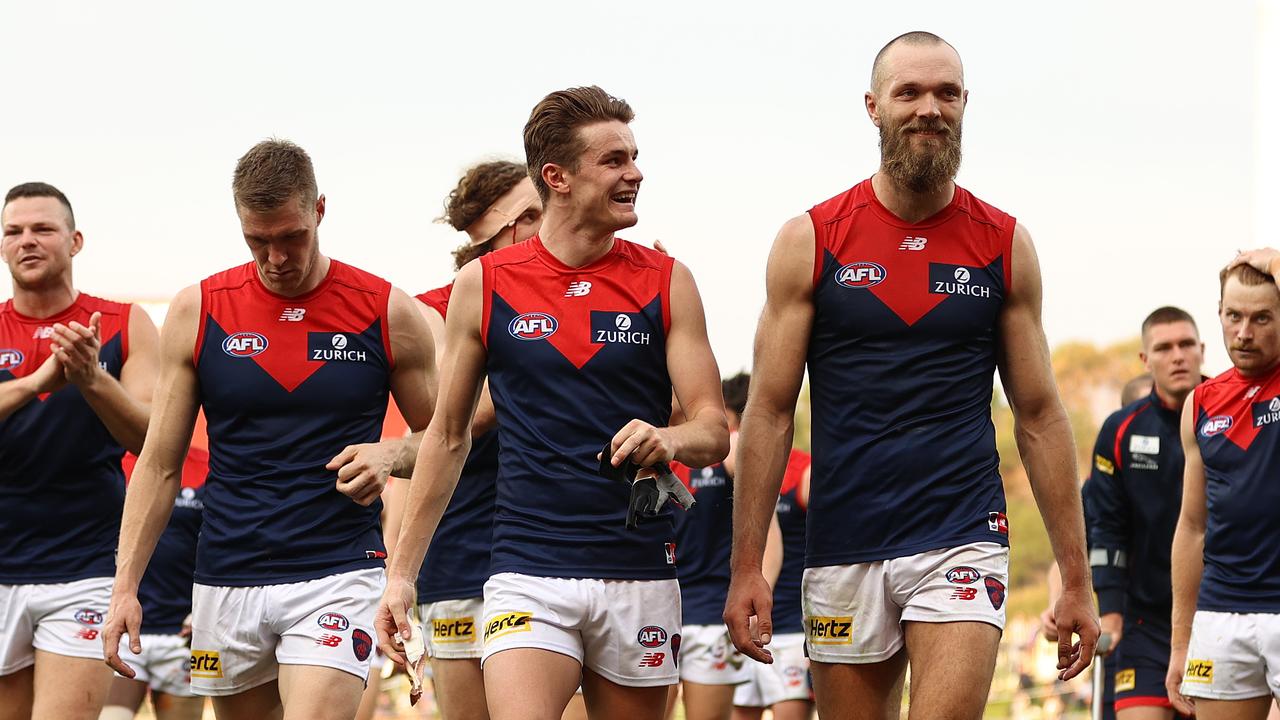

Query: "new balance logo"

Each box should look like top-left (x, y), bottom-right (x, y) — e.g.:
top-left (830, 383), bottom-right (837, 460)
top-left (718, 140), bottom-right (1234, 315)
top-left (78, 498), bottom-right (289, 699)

top-left (638, 652), bottom-right (666, 667)
top-left (315, 634), bottom-right (343, 647)
top-left (565, 281), bottom-right (592, 297)
top-left (279, 308), bottom-right (306, 321)
top-left (949, 588), bottom-right (978, 601)
top-left (899, 236), bottom-right (927, 251)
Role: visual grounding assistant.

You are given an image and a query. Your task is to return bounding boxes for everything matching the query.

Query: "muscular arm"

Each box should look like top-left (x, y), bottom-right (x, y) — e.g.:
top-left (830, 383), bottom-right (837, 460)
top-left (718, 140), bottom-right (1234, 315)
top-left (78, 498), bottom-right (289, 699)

top-left (725, 214), bottom-right (815, 662)
top-left (104, 287), bottom-right (202, 673)
top-left (0, 352), bottom-right (64, 420)
top-left (996, 223), bottom-right (1098, 678)
top-left (1166, 392), bottom-right (1206, 713)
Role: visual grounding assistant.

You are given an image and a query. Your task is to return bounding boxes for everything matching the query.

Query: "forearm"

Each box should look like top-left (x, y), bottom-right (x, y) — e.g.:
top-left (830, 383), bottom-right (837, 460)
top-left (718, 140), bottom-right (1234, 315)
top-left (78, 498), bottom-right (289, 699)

top-left (471, 383), bottom-right (497, 437)
top-left (666, 407), bottom-right (729, 469)
top-left (762, 516), bottom-right (783, 589)
top-left (1017, 407), bottom-right (1089, 587)
top-left (79, 371), bottom-right (150, 454)
top-left (1169, 522), bottom-right (1205, 650)
top-left (387, 428), bottom-right (470, 583)
top-left (115, 461), bottom-right (182, 594)
top-left (386, 431), bottom-right (425, 477)
top-left (0, 378), bottom-right (39, 421)
top-left (730, 406), bottom-right (794, 573)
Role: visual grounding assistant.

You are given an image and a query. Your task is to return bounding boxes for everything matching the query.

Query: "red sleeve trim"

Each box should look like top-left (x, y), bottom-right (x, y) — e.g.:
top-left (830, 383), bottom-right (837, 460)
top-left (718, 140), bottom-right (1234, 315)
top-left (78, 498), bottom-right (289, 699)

top-left (380, 283), bottom-right (396, 371)
top-left (809, 212), bottom-right (824, 289)
top-left (1002, 217), bottom-right (1016, 291)
top-left (1112, 404), bottom-right (1150, 472)
top-left (193, 281), bottom-right (209, 368)
top-left (120, 303), bottom-right (133, 364)
top-left (480, 255), bottom-right (494, 349)
top-left (660, 255), bottom-right (675, 334)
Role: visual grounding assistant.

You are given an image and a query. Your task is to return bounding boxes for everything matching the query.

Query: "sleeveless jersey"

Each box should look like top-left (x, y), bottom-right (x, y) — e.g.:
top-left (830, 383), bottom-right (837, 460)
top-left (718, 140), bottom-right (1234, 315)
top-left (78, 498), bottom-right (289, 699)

top-left (806, 179), bottom-right (1014, 567)
top-left (773, 448), bottom-right (810, 635)
top-left (1085, 390), bottom-right (1186, 618)
top-left (123, 449), bottom-right (207, 634)
top-left (671, 462), bottom-right (733, 625)
top-left (1192, 363), bottom-right (1280, 612)
top-left (194, 260), bottom-right (393, 586)
top-left (0, 294), bottom-right (131, 583)
top-left (481, 236), bottom-right (675, 579)
top-left (415, 283), bottom-right (499, 603)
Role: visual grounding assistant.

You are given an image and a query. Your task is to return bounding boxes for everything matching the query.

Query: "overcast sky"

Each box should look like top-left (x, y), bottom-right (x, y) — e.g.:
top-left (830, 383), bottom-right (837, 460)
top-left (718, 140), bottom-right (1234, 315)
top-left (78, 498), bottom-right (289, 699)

top-left (2, 0), bottom-right (1269, 375)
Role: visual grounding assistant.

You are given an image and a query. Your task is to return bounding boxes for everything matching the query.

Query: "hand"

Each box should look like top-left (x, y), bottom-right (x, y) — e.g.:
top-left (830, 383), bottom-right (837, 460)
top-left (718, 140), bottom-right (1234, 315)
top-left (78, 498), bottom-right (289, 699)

top-left (102, 591), bottom-right (143, 678)
top-left (605, 419), bottom-right (676, 469)
top-left (723, 570), bottom-right (774, 664)
top-left (1099, 612), bottom-right (1123, 656)
top-left (1039, 605), bottom-right (1059, 642)
top-left (1229, 247), bottom-right (1280, 277)
top-left (327, 442), bottom-right (395, 506)
top-left (1166, 644), bottom-right (1195, 716)
top-left (179, 613), bottom-right (193, 640)
top-left (653, 239), bottom-right (668, 255)
top-left (1052, 586), bottom-right (1100, 681)
top-left (25, 352), bottom-right (67, 395)
top-left (374, 574), bottom-right (416, 668)
top-left (51, 312), bottom-right (104, 387)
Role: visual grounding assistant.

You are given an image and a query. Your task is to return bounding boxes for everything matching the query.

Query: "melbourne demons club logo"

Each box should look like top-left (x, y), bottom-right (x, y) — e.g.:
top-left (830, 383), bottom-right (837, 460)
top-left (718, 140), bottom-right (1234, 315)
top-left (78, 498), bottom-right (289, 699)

top-left (835, 261), bottom-right (886, 289)
top-left (508, 312), bottom-right (558, 341)
top-left (0, 349), bottom-right (24, 371)
top-left (1200, 415), bottom-right (1233, 437)
top-left (222, 332), bottom-right (268, 358)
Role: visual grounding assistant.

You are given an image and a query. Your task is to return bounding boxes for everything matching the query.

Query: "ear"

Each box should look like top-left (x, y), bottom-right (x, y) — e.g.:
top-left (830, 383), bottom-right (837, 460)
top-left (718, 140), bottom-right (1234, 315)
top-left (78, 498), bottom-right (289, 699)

top-left (70, 230), bottom-right (85, 257)
top-left (865, 91), bottom-right (881, 127)
top-left (314, 194), bottom-right (327, 225)
top-left (542, 163), bottom-right (570, 198)
top-left (1139, 350), bottom-right (1150, 370)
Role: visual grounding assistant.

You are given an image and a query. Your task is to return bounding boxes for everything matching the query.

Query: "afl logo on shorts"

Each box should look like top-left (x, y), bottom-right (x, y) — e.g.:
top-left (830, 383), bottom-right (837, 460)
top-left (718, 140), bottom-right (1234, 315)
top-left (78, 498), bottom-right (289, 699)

top-left (222, 332), bottom-right (268, 357)
top-left (637, 626), bottom-right (668, 648)
top-left (835, 262), bottom-right (886, 289)
top-left (317, 612), bottom-right (350, 632)
top-left (946, 566), bottom-right (981, 585)
top-left (74, 609), bottom-right (103, 626)
top-left (1200, 415), bottom-right (1233, 437)
top-left (508, 313), bottom-right (558, 341)
top-left (0, 349), bottom-right (24, 371)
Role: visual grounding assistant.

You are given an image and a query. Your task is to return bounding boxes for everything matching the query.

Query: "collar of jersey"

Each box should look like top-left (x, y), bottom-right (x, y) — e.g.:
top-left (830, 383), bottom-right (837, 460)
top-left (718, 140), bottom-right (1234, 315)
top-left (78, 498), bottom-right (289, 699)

top-left (250, 258), bottom-right (338, 303)
top-left (531, 235), bottom-right (622, 275)
top-left (863, 176), bottom-right (964, 230)
top-left (2, 293), bottom-right (87, 325)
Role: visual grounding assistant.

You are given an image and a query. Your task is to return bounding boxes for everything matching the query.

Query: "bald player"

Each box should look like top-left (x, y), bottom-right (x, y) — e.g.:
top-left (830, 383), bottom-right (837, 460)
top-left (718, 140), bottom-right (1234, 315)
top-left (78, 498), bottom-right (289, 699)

top-left (1167, 251), bottom-right (1280, 719)
top-left (725, 31), bottom-right (1098, 720)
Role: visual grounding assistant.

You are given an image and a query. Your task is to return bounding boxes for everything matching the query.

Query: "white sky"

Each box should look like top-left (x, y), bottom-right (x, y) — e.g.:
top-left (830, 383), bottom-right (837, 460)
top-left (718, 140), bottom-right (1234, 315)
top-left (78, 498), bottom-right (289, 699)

top-left (1, 0), bottom-right (1269, 375)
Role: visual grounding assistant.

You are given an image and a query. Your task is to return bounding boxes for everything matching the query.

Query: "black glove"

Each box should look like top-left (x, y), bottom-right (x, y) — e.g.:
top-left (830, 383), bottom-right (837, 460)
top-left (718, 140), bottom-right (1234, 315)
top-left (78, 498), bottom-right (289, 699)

top-left (598, 442), bottom-right (696, 530)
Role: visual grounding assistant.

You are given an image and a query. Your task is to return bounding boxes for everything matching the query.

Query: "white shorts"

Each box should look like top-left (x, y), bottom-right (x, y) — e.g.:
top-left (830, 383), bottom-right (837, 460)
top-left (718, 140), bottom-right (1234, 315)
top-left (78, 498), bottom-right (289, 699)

top-left (188, 568), bottom-right (383, 695)
top-left (802, 542), bottom-right (1008, 664)
top-left (733, 633), bottom-right (810, 707)
top-left (1181, 610), bottom-right (1280, 701)
top-left (113, 634), bottom-right (196, 697)
top-left (0, 576), bottom-right (113, 675)
top-left (679, 624), bottom-right (752, 685)
top-left (480, 572), bottom-right (681, 688)
top-left (418, 597), bottom-right (483, 660)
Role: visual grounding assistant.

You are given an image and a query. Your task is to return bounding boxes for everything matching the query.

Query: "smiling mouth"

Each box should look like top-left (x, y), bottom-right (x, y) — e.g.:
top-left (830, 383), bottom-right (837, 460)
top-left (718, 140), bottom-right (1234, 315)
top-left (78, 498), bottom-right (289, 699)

top-left (611, 192), bottom-right (637, 205)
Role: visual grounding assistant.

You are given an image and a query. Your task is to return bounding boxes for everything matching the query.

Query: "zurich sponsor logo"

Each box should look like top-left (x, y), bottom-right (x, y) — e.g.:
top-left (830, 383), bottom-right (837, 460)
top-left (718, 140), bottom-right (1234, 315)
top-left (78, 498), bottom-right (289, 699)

top-left (835, 261), bottom-right (886, 289)
top-left (1200, 415), bottom-right (1232, 437)
top-left (222, 332), bottom-right (268, 357)
top-left (0, 349), bottom-right (24, 371)
top-left (508, 312), bottom-right (558, 341)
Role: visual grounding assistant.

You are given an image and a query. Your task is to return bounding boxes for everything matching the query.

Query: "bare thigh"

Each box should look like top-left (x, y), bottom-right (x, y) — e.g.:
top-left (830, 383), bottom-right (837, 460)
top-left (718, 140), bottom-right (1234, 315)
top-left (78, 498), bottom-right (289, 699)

top-left (484, 648), bottom-right (581, 720)
top-left (0, 665), bottom-right (34, 720)
top-left (102, 675), bottom-right (148, 714)
top-left (580, 666), bottom-right (669, 720)
top-left (211, 679), bottom-right (282, 720)
top-left (32, 648), bottom-right (113, 720)
top-left (1116, 706), bottom-right (1174, 720)
top-left (277, 664), bottom-right (366, 720)
top-left (432, 657), bottom-right (490, 720)
top-left (1194, 696), bottom-right (1274, 720)
top-left (902, 620), bottom-right (1001, 720)
top-left (680, 680), bottom-right (736, 720)
top-left (770, 699), bottom-right (815, 720)
top-left (810, 648), bottom-right (908, 720)
top-left (152, 691), bottom-right (208, 720)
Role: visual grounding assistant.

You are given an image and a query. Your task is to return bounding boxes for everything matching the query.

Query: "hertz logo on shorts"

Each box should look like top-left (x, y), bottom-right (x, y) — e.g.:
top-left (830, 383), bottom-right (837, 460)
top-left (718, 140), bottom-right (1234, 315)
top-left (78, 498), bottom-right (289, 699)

top-left (432, 617), bottom-right (476, 644)
top-left (807, 616), bottom-right (853, 645)
top-left (1094, 454), bottom-right (1114, 475)
top-left (1184, 659), bottom-right (1213, 684)
top-left (484, 612), bottom-right (532, 643)
top-left (189, 650), bottom-right (223, 679)
top-left (1115, 668), bottom-right (1136, 692)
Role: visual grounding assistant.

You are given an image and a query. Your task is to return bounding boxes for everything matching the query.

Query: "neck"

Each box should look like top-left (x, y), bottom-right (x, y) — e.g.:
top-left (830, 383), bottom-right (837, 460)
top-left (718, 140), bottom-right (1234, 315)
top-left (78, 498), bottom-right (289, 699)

top-left (1238, 356), bottom-right (1280, 379)
top-left (11, 275), bottom-right (78, 318)
top-left (871, 172), bottom-right (956, 224)
top-left (1154, 384), bottom-right (1191, 411)
top-left (538, 206), bottom-right (617, 268)
top-left (261, 255), bottom-right (331, 298)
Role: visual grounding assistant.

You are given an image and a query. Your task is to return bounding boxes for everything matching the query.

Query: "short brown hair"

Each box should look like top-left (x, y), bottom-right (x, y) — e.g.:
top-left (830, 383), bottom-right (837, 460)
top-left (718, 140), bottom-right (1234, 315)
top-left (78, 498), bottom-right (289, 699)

top-left (722, 373), bottom-right (750, 416)
top-left (232, 139), bottom-right (318, 212)
top-left (523, 86), bottom-right (634, 203)
top-left (438, 161), bottom-right (529, 271)
top-left (1141, 306), bottom-right (1198, 338)
top-left (4, 182), bottom-right (75, 230)
top-left (1219, 263), bottom-right (1276, 298)
top-left (871, 31), bottom-right (959, 92)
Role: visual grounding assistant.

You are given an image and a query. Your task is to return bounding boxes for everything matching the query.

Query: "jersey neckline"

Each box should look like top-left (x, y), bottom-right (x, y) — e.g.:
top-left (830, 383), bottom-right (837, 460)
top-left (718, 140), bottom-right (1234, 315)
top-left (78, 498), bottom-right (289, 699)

top-left (530, 235), bottom-right (622, 275)
top-left (863, 176), bottom-right (964, 230)
top-left (249, 258), bottom-right (338, 303)
top-left (2, 292), bottom-right (88, 324)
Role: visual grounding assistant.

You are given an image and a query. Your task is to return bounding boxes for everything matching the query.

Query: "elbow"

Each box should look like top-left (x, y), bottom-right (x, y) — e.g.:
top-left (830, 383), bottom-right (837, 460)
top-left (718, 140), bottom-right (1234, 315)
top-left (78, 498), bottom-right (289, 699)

top-left (680, 424), bottom-right (730, 469)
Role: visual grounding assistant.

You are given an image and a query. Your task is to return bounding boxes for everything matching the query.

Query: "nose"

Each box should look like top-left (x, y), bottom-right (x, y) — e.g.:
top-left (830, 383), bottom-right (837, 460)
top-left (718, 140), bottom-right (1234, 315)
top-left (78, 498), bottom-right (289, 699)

top-left (626, 160), bottom-right (643, 185)
top-left (267, 243), bottom-right (288, 267)
top-left (918, 94), bottom-right (942, 119)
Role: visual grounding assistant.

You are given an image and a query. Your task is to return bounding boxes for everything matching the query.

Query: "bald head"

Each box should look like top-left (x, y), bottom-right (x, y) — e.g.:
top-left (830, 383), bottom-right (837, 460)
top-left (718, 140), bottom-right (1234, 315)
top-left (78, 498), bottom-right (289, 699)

top-left (871, 31), bottom-right (963, 94)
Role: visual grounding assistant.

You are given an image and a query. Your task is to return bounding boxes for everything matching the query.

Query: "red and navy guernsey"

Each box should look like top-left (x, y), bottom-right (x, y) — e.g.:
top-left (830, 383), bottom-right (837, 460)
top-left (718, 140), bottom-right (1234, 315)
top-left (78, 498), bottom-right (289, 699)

top-left (671, 462), bottom-right (733, 625)
top-left (806, 179), bottom-right (1014, 567)
top-left (772, 449), bottom-right (810, 635)
top-left (0, 294), bottom-right (131, 583)
top-left (415, 283), bottom-right (499, 603)
top-left (1192, 363), bottom-right (1280, 612)
top-left (194, 261), bottom-right (394, 586)
top-left (481, 236), bottom-right (676, 579)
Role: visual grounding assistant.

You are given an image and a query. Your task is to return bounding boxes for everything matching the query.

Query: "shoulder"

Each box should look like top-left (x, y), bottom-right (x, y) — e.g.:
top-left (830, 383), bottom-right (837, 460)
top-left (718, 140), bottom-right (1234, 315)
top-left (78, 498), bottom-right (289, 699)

top-left (329, 259), bottom-right (392, 296)
top-left (200, 262), bottom-right (258, 293)
top-left (809, 179), bottom-right (873, 226)
top-left (954, 185), bottom-right (1017, 234)
top-left (616, 238), bottom-right (673, 272)
top-left (483, 240), bottom-right (538, 271)
top-left (76, 293), bottom-right (133, 320)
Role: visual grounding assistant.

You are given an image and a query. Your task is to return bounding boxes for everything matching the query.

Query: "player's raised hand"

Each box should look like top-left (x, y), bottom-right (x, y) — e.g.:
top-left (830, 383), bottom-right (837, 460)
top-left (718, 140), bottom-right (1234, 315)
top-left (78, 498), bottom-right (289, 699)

top-left (51, 311), bottom-right (103, 387)
top-left (27, 351), bottom-right (67, 395)
top-left (605, 419), bottom-right (676, 469)
top-left (723, 570), bottom-right (774, 664)
top-left (102, 590), bottom-right (143, 678)
top-left (327, 442), bottom-right (395, 506)
top-left (1229, 247), bottom-right (1280, 276)
top-left (1053, 585), bottom-right (1100, 680)
top-left (375, 574), bottom-right (416, 667)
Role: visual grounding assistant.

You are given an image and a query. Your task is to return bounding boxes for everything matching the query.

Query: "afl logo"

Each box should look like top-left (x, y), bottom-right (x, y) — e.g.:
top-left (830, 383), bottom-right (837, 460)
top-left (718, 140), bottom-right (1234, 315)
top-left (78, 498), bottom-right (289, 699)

top-left (946, 566), bottom-right (982, 585)
top-left (222, 332), bottom-right (268, 357)
top-left (317, 613), bottom-right (350, 632)
top-left (508, 312), bottom-right (558, 341)
top-left (1200, 415), bottom-right (1232, 437)
top-left (637, 625), bottom-right (668, 648)
top-left (75, 609), bottom-right (104, 626)
top-left (835, 262), bottom-right (886, 289)
top-left (0, 349), bottom-right (23, 371)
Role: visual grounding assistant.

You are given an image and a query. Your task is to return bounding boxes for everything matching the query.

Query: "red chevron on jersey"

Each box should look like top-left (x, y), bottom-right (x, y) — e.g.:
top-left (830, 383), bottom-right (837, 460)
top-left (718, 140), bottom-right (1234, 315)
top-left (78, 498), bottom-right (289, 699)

top-left (195, 262), bottom-right (394, 392)
top-left (0, 294), bottom-right (130, 399)
top-left (1194, 364), bottom-right (1280, 452)
top-left (481, 237), bottom-right (673, 370)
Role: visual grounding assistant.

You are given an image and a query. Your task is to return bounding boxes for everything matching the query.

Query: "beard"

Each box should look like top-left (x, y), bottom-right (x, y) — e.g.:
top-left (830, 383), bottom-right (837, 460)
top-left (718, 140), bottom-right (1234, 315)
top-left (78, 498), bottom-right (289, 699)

top-left (879, 115), bottom-right (963, 194)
